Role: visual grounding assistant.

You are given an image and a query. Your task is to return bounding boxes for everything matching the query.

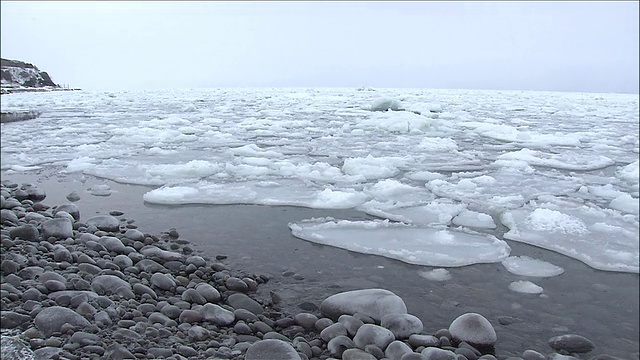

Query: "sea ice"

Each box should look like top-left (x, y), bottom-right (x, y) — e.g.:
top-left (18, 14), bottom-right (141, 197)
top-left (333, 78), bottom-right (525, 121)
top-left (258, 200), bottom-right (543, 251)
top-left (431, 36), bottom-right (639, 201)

top-left (508, 280), bottom-right (544, 294)
top-left (501, 200), bottom-right (639, 273)
top-left (418, 268), bottom-right (452, 281)
top-left (501, 256), bottom-right (564, 277)
top-left (289, 218), bottom-right (511, 267)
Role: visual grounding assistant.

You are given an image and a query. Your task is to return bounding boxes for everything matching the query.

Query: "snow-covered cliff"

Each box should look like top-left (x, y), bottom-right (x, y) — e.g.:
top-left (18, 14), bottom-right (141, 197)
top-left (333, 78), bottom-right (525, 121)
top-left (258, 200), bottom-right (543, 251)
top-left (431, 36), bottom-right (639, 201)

top-left (1, 58), bottom-right (60, 93)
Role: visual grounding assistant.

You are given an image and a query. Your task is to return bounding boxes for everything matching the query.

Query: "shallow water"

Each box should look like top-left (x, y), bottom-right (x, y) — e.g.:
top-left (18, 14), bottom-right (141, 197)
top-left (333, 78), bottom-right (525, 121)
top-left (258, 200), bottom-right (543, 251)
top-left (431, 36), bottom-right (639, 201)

top-left (3, 169), bottom-right (638, 359)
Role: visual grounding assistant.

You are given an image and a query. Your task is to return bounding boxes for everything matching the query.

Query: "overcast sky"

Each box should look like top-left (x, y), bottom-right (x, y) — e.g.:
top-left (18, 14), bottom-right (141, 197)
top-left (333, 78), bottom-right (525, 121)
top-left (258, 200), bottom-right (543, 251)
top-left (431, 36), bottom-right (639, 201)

top-left (1, 1), bottom-right (638, 93)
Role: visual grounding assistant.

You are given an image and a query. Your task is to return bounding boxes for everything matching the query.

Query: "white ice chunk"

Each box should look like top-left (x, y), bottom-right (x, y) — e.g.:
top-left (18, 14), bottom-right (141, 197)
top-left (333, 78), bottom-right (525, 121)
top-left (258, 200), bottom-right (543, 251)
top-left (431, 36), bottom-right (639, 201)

top-left (66, 157), bottom-right (98, 173)
top-left (609, 194), bottom-right (639, 215)
top-left (418, 268), bottom-right (452, 281)
top-left (361, 111), bottom-right (436, 134)
top-left (289, 219), bottom-right (511, 267)
top-left (370, 97), bottom-right (403, 111)
top-left (417, 137), bottom-right (458, 152)
top-left (452, 210), bottom-right (497, 229)
top-left (501, 203), bottom-right (639, 273)
top-left (143, 180), bottom-right (368, 209)
top-left (342, 155), bottom-right (403, 180)
top-left (497, 148), bottom-right (614, 171)
top-left (146, 160), bottom-right (221, 179)
top-left (364, 199), bottom-right (466, 226)
top-left (501, 256), bottom-right (564, 277)
top-left (228, 144), bottom-right (284, 158)
top-left (508, 280), bottom-right (544, 294)
top-left (618, 160), bottom-right (639, 184)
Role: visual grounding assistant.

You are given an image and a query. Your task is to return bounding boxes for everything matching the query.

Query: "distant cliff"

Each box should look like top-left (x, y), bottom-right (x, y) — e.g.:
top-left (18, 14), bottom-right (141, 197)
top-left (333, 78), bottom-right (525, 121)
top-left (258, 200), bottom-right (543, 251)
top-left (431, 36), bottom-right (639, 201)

top-left (1, 58), bottom-right (61, 94)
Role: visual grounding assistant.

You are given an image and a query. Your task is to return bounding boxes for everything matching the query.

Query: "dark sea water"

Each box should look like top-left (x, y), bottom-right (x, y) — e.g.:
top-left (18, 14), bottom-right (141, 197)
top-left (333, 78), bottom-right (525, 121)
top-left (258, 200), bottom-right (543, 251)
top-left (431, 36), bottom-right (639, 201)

top-left (3, 168), bottom-right (638, 359)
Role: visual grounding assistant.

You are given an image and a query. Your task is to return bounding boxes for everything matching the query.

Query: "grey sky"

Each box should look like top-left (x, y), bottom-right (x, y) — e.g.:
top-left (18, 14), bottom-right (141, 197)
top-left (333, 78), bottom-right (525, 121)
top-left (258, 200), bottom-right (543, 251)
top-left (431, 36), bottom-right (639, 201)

top-left (1, 1), bottom-right (638, 93)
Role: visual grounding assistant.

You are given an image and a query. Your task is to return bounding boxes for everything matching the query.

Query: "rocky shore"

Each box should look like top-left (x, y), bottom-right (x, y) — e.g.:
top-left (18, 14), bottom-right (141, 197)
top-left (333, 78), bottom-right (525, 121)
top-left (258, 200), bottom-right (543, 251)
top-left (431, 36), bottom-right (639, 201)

top-left (0, 179), bottom-right (614, 360)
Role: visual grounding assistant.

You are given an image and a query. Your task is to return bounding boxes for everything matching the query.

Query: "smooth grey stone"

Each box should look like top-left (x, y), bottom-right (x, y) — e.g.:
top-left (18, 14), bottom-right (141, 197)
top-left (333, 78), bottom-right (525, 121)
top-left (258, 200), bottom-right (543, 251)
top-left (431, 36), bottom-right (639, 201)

top-left (1, 260), bottom-right (20, 275)
top-left (343, 348), bottom-right (378, 360)
top-left (104, 343), bottom-right (135, 360)
top-left (339, 314), bottom-right (365, 337)
top-left (234, 308), bottom-right (259, 322)
top-left (315, 318), bottom-right (334, 332)
top-left (139, 245), bottom-right (183, 262)
top-left (254, 321), bottom-right (273, 333)
top-left (386, 340), bottom-right (414, 360)
top-left (39, 271), bottom-right (66, 284)
top-left (328, 335), bottom-right (355, 357)
top-left (449, 313), bottom-right (497, 347)
top-left (69, 331), bottom-right (101, 346)
top-left (199, 303), bottom-right (235, 325)
top-left (34, 306), bottom-right (90, 337)
top-left (135, 259), bottom-right (166, 273)
top-left (123, 228), bottom-right (145, 241)
top-left (1, 311), bottom-right (31, 328)
top-left (132, 283), bottom-right (157, 299)
top-left (294, 313), bottom-right (319, 330)
top-left (234, 321), bottom-right (253, 335)
top-left (185, 255), bottom-right (206, 267)
top-left (160, 304), bottom-right (181, 319)
top-left (320, 322), bottom-right (348, 342)
top-left (44, 279), bottom-right (66, 292)
top-left (148, 348), bottom-right (174, 358)
top-left (85, 215), bottom-right (120, 232)
top-left (91, 274), bottom-right (131, 294)
top-left (321, 288), bottom-right (407, 322)
top-left (522, 350), bottom-right (546, 360)
top-left (179, 309), bottom-right (203, 323)
top-left (263, 331), bottom-right (291, 342)
top-left (382, 313), bottom-right (424, 339)
top-left (422, 347), bottom-right (457, 360)
top-left (353, 323), bottom-right (395, 351)
top-left (9, 224), bottom-right (39, 241)
top-left (548, 334), bottom-right (595, 354)
top-left (182, 288), bottom-right (206, 304)
top-left (227, 293), bottom-right (264, 314)
top-left (409, 334), bottom-right (440, 348)
top-left (226, 277), bottom-right (249, 292)
top-left (99, 236), bottom-right (126, 253)
top-left (150, 272), bottom-right (175, 291)
top-left (365, 344), bottom-right (385, 359)
top-left (1, 209), bottom-right (19, 223)
top-left (41, 218), bottom-right (73, 239)
top-left (245, 339), bottom-right (302, 360)
top-left (195, 282), bottom-right (221, 303)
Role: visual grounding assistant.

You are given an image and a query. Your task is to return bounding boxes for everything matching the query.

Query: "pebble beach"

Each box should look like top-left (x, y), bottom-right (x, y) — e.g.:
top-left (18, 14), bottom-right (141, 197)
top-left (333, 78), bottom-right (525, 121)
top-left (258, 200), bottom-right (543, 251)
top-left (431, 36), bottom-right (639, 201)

top-left (1, 174), bottom-right (638, 360)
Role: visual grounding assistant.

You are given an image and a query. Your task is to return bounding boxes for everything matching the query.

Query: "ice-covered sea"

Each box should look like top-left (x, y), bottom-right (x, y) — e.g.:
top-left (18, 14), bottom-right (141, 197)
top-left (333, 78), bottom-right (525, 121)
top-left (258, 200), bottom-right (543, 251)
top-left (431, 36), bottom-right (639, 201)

top-left (2, 87), bottom-right (639, 356)
top-left (2, 87), bottom-right (638, 275)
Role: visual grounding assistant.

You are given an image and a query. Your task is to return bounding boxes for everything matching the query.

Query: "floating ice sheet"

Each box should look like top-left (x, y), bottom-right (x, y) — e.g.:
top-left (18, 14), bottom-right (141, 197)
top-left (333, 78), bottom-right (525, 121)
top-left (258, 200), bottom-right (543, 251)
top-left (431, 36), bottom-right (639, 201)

top-left (508, 280), bottom-right (544, 294)
top-left (501, 256), bottom-right (564, 277)
top-left (288, 218), bottom-right (511, 267)
top-left (143, 179), bottom-right (368, 209)
top-left (501, 199), bottom-right (639, 273)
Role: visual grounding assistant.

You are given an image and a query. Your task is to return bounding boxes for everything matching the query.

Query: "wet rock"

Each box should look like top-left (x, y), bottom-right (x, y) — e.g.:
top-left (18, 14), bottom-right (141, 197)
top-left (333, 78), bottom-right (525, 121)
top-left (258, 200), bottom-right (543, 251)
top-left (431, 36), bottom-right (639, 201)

top-left (548, 334), bottom-right (595, 354)
top-left (85, 215), bottom-right (120, 232)
top-left (9, 224), bottom-right (39, 241)
top-left (449, 313), bottom-right (497, 348)
top-left (381, 313), bottom-right (424, 339)
top-left (227, 293), bottom-right (264, 314)
top-left (41, 218), bottom-right (73, 239)
top-left (353, 323), bottom-right (395, 351)
top-left (321, 289), bottom-right (407, 322)
top-left (245, 339), bottom-right (302, 360)
top-left (34, 306), bottom-right (91, 337)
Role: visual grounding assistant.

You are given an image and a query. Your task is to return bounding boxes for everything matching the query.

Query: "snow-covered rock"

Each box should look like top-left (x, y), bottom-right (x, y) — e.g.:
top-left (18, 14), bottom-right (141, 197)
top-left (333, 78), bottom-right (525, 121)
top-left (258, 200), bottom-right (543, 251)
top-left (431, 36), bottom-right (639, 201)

top-left (448, 312), bottom-right (497, 348)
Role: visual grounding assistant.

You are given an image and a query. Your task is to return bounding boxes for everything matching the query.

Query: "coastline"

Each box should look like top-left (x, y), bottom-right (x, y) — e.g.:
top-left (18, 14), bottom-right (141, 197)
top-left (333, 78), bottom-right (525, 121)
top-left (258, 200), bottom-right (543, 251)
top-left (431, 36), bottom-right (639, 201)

top-left (0, 168), bottom-right (638, 359)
